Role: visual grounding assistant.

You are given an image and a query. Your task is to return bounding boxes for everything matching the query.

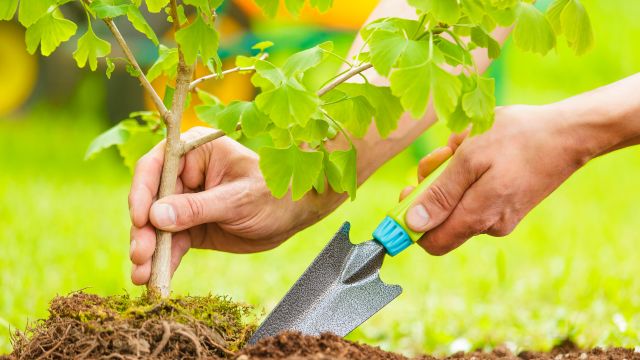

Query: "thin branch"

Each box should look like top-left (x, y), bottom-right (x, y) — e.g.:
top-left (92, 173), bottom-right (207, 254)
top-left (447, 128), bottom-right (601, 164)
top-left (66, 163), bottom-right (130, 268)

top-left (317, 62), bottom-right (373, 97)
top-left (103, 19), bottom-right (169, 121)
top-left (181, 129), bottom-right (226, 155)
top-left (189, 53), bottom-right (269, 91)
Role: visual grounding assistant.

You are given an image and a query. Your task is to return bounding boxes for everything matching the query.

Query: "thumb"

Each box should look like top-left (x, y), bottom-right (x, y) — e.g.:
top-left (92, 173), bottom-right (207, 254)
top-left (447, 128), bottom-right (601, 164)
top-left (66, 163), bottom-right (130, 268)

top-left (149, 188), bottom-right (232, 232)
top-left (405, 153), bottom-right (480, 233)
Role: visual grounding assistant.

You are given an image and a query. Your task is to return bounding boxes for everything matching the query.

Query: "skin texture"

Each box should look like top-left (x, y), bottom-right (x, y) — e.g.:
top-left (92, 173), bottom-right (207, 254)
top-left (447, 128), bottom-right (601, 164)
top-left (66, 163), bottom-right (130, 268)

top-left (405, 73), bottom-right (640, 255)
top-left (128, 0), bottom-right (509, 285)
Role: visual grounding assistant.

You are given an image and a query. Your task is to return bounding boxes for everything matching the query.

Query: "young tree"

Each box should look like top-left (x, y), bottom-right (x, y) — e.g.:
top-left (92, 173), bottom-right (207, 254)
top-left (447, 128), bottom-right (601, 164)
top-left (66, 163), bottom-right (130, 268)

top-left (0, 0), bottom-right (593, 298)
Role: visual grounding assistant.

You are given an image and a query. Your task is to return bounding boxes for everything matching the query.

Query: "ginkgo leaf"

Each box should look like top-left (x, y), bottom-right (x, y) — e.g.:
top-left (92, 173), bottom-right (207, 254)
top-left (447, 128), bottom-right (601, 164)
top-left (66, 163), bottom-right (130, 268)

top-left (255, 79), bottom-right (319, 128)
top-left (334, 83), bottom-right (403, 138)
top-left (513, 3), bottom-right (556, 55)
top-left (284, 0), bottom-right (305, 16)
top-left (410, 0), bottom-right (460, 25)
top-left (310, 0), bottom-right (333, 12)
top-left (85, 121), bottom-right (132, 160)
top-left (252, 40), bottom-right (274, 52)
top-left (291, 118), bottom-right (329, 144)
top-left (127, 6), bottom-right (159, 45)
top-left (90, 0), bottom-right (131, 19)
top-left (462, 77), bottom-right (495, 134)
top-left (328, 146), bottom-right (357, 199)
top-left (25, 11), bottom-right (77, 56)
top-left (73, 25), bottom-right (111, 71)
top-left (282, 41), bottom-right (333, 78)
top-left (470, 27), bottom-right (500, 59)
top-left (146, 0), bottom-right (169, 12)
top-left (216, 101), bottom-right (270, 137)
top-left (147, 45), bottom-right (178, 81)
top-left (323, 91), bottom-right (375, 137)
top-left (548, 0), bottom-right (594, 55)
top-left (106, 57), bottom-right (115, 78)
top-left (390, 59), bottom-right (461, 121)
top-left (0, 0), bottom-right (19, 21)
top-left (259, 146), bottom-right (324, 200)
top-left (369, 30), bottom-right (409, 76)
top-left (254, 0), bottom-right (278, 17)
top-left (175, 14), bottom-right (219, 65)
top-left (18, 0), bottom-right (55, 27)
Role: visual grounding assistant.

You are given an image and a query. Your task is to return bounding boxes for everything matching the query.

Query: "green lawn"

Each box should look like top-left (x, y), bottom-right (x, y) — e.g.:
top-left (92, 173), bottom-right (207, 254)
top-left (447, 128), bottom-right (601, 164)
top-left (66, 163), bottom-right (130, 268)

top-left (2, 0), bottom-right (640, 356)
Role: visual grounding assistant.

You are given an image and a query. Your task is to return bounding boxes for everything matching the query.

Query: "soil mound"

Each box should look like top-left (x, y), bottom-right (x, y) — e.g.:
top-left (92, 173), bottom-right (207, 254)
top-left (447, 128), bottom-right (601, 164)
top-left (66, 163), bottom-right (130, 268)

top-left (238, 332), bottom-right (406, 360)
top-left (6, 292), bottom-right (255, 359)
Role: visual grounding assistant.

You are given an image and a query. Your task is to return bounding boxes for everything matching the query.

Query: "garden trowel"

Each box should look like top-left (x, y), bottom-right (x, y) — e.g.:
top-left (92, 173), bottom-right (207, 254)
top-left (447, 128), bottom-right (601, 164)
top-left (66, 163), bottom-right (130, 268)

top-left (249, 179), bottom-right (433, 344)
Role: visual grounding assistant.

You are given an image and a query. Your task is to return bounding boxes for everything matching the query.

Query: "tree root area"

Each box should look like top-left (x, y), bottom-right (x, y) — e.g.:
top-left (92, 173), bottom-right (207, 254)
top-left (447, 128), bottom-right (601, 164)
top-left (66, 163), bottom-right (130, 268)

top-left (3, 293), bottom-right (639, 360)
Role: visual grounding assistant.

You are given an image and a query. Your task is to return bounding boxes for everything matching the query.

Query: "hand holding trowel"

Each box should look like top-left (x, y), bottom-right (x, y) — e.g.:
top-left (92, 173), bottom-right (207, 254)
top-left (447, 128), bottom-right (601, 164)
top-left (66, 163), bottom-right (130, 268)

top-left (249, 173), bottom-right (437, 344)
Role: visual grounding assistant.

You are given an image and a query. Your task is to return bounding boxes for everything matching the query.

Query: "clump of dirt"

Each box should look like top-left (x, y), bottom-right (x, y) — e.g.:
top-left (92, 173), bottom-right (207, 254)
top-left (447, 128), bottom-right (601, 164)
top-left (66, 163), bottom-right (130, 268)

top-left (238, 332), bottom-right (406, 360)
top-left (7, 291), bottom-right (256, 359)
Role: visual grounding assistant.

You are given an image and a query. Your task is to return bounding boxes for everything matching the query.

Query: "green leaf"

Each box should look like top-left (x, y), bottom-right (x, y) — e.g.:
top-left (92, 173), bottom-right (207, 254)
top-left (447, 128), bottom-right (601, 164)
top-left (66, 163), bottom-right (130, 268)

top-left (147, 45), bottom-right (179, 81)
top-left (216, 101), bottom-right (270, 137)
top-left (323, 92), bottom-right (375, 137)
top-left (284, 0), bottom-right (304, 16)
top-left (462, 77), bottom-right (495, 134)
top-left (90, 0), bottom-right (132, 19)
top-left (0, 0), bottom-right (19, 21)
top-left (513, 3), bottom-right (556, 55)
top-left (409, 0), bottom-right (460, 24)
top-left (127, 6), bottom-right (159, 45)
top-left (282, 41), bottom-right (333, 77)
top-left (195, 96), bottom-right (224, 126)
top-left (547, 0), bottom-right (593, 55)
top-left (328, 146), bottom-right (357, 199)
top-left (390, 59), bottom-right (461, 121)
top-left (460, 0), bottom-right (485, 25)
top-left (146, 0), bottom-right (169, 12)
top-left (252, 60), bottom-right (286, 88)
top-left (126, 62), bottom-right (141, 77)
top-left (310, 0), bottom-right (332, 12)
top-left (106, 57), bottom-right (115, 78)
top-left (437, 38), bottom-right (472, 66)
top-left (255, 79), bottom-right (319, 128)
top-left (332, 83), bottom-right (402, 138)
top-left (18, 0), bottom-right (55, 27)
top-left (369, 30), bottom-right (409, 76)
top-left (254, 0), bottom-right (278, 17)
top-left (25, 11), bottom-right (77, 56)
top-left (470, 27), bottom-right (501, 59)
top-left (361, 17), bottom-right (420, 40)
top-left (252, 40), bottom-right (274, 52)
top-left (175, 14), bottom-right (219, 65)
top-left (291, 118), bottom-right (329, 144)
top-left (259, 145), bottom-right (324, 200)
top-left (73, 25), bottom-right (111, 71)
top-left (85, 121), bottom-right (132, 160)
top-left (118, 129), bottom-right (163, 171)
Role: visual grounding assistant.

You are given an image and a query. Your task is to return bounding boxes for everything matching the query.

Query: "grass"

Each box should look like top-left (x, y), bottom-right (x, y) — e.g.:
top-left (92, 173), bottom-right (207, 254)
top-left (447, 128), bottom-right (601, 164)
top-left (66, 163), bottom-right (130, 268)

top-left (2, 0), bottom-right (640, 356)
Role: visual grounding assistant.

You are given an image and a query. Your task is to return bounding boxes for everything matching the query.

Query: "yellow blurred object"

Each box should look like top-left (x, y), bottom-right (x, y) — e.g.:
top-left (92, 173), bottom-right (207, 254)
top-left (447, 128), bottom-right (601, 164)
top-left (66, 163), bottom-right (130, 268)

top-left (233, 0), bottom-right (378, 30)
top-left (0, 22), bottom-right (38, 117)
top-left (146, 59), bottom-right (256, 131)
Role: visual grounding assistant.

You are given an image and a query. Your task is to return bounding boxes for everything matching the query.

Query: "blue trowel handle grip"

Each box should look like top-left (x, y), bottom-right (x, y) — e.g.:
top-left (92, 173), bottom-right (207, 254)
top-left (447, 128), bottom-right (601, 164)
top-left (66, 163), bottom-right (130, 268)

top-left (372, 177), bottom-right (432, 256)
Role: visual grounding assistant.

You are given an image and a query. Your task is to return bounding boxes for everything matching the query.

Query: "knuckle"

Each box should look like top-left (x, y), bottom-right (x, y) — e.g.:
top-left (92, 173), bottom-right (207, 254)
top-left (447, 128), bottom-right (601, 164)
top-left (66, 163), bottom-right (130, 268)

top-left (182, 195), bottom-right (205, 224)
top-left (487, 216), bottom-right (517, 237)
top-left (423, 185), bottom-right (455, 212)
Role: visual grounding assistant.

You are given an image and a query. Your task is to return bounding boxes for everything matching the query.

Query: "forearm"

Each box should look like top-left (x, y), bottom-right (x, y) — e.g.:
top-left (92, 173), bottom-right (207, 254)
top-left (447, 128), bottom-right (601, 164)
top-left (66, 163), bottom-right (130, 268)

top-left (549, 73), bottom-right (640, 163)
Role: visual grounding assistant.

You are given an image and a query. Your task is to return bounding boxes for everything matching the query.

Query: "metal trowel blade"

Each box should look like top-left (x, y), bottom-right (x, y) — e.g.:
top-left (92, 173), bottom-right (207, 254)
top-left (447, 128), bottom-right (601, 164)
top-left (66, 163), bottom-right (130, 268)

top-left (248, 222), bottom-right (402, 344)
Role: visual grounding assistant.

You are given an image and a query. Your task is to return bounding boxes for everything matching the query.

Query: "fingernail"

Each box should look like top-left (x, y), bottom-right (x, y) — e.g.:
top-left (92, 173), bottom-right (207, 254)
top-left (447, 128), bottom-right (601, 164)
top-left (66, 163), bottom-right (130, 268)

top-left (129, 239), bottom-right (137, 260)
top-left (152, 203), bottom-right (176, 228)
top-left (406, 204), bottom-right (430, 231)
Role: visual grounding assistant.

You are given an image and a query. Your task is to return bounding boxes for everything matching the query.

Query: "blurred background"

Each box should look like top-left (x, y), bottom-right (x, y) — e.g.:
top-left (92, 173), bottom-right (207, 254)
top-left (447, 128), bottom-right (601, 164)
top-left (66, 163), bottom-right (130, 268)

top-left (1, 0), bottom-right (639, 355)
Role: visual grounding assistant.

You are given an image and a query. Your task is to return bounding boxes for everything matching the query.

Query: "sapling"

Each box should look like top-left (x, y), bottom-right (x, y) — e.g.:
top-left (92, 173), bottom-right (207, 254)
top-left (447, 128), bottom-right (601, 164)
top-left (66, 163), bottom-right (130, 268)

top-left (0, 0), bottom-right (594, 299)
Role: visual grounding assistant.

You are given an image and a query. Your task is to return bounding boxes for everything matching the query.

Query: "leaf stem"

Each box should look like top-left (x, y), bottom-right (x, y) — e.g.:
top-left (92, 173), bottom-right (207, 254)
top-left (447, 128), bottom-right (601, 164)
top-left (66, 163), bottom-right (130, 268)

top-left (104, 19), bottom-right (169, 121)
top-left (181, 129), bottom-right (226, 155)
top-left (317, 62), bottom-right (373, 97)
top-left (189, 53), bottom-right (268, 91)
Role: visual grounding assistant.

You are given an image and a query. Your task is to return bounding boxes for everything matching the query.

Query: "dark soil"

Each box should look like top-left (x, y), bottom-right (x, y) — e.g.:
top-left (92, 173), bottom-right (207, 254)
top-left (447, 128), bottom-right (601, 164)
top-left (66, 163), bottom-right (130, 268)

top-left (4, 292), bottom-right (639, 360)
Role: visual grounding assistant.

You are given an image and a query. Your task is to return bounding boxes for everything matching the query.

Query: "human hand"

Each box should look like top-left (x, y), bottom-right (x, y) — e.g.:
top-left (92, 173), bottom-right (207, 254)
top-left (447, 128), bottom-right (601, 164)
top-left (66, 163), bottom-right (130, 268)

top-left (128, 127), bottom-right (338, 285)
top-left (402, 105), bottom-right (589, 255)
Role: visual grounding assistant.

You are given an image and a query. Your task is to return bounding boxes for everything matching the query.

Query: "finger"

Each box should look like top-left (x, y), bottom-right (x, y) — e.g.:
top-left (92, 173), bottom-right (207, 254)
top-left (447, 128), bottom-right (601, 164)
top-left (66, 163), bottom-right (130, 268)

top-left (399, 186), bottom-right (414, 201)
top-left (170, 232), bottom-right (191, 277)
top-left (448, 128), bottom-right (470, 152)
top-left (130, 225), bottom-right (156, 265)
top-left (417, 177), bottom-right (494, 255)
top-left (129, 141), bottom-right (165, 228)
top-left (405, 151), bottom-right (486, 233)
top-left (417, 146), bottom-right (454, 181)
top-left (131, 261), bottom-right (151, 286)
top-left (149, 185), bottom-right (238, 232)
